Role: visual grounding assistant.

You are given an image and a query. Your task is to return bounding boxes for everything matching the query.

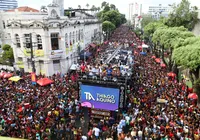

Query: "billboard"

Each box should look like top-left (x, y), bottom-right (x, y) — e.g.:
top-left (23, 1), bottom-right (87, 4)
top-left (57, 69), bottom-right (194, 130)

top-left (80, 85), bottom-right (120, 111)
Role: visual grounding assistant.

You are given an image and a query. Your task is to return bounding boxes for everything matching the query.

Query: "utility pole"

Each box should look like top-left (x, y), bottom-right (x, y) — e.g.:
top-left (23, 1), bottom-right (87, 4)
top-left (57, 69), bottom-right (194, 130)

top-left (29, 33), bottom-right (36, 73)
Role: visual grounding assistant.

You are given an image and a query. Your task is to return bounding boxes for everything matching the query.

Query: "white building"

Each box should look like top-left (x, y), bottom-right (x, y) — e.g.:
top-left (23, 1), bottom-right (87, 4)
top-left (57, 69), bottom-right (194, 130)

top-left (0, 0), bottom-right (102, 76)
top-left (148, 4), bottom-right (171, 19)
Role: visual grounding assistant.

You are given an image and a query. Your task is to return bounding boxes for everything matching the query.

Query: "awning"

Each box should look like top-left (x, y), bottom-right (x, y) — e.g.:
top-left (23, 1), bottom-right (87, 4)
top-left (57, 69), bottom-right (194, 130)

top-left (89, 43), bottom-right (96, 48)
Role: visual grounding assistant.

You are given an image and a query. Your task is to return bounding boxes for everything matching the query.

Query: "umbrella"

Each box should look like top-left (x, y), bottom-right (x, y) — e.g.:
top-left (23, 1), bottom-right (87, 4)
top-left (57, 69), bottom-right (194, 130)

top-left (37, 78), bottom-right (54, 86)
top-left (155, 58), bottom-right (161, 63)
top-left (70, 64), bottom-right (78, 70)
top-left (0, 72), bottom-right (5, 78)
top-left (3, 73), bottom-right (13, 78)
top-left (167, 72), bottom-right (176, 77)
top-left (161, 63), bottom-right (166, 68)
top-left (17, 107), bottom-right (23, 113)
top-left (137, 46), bottom-right (142, 49)
top-left (9, 76), bottom-right (22, 82)
top-left (187, 88), bottom-right (193, 93)
top-left (152, 56), bottom-right (156, 59)
top-left (188, 93), bottom-right (198, 100)
top-left (140, 52), bottom-right (147, 56)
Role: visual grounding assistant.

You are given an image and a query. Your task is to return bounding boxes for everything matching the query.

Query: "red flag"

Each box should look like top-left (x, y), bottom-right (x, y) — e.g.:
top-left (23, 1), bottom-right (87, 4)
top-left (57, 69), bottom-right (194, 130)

top-left (31, 72), bottom-right (36, 82)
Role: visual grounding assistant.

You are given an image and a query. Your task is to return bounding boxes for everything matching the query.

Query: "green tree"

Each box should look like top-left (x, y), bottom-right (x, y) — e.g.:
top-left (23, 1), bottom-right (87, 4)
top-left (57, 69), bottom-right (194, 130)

top-left (40, 6), bottom-right (47, 13)
top-left (173, 43), bottom-right (200, 90)
top-left (166, 0), bottom-right (198, 30)
top-left (102, 21), bottom-right (116, 40)
top-left (101, 10), bottom-right (121, 27)
top-left (152, 26), bottom-right (194, 70)
top-left (1, 44), bottom-right (14, 66)
top-left (91, 5), bottom-right (97, 11)
top-left (144, 21), bottom-right (166, 39)
top-left (141, 14), bottom-right (156, 28)
top-left (78, 5), bottom-right (81, 9)
top-left (101, 1), bottom-right (108, 9)
top-left (86, 3), bottom-right (89, 9)
top-left (110, 4), bottom-right (116, 10)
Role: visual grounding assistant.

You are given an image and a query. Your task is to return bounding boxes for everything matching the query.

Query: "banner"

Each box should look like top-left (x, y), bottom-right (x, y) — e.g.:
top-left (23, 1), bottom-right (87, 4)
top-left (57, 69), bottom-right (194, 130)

top-left (70, 45), bottom-right (73, 51)
top-left (66, 48), bottom-right (69, 54)
top-left (31, 72), bottom-right (36, 85)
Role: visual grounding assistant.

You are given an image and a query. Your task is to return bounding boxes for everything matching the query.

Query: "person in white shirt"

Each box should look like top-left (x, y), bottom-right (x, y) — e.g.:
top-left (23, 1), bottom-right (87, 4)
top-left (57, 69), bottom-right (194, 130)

top-left (81, 135), bottom-right (87, 140)
top-left (92, 127), bottom-right (100, 139)
top-left (125, 133), bottom-right (132, 140)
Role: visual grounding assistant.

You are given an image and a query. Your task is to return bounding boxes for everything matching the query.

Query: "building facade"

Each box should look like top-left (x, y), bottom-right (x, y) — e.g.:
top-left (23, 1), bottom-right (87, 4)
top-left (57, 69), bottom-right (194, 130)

top-left (0, 0), bottom-right (18, 11)
top-left (0, 0), bottom-right (102, 76)
top-left (148, 4), bottom-right (171, 19)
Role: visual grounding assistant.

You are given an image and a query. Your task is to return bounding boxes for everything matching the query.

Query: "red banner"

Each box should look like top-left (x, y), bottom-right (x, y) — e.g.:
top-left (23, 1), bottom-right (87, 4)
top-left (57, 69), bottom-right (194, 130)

top-left (31, 72), bottom-right (36, 82)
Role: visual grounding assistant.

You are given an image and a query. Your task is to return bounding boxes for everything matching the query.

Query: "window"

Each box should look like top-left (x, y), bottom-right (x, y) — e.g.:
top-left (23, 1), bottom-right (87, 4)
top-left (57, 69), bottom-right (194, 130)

top-left (15, 34), bottom-right (21, 48)
top-left (18, 57), bottom-right (23, 62)
top-left (3, 21), bottom-right (5, 29)
top-left (37, 35), bottom-right (42, 49)
top-left (73, 31), bottom-right (75, 44)
top-left (53, 60), bottom-right (61, 74)
top-left (76, 31), bottom-right (78, 42)
top-left (69, 32), bottom-right (72, 45)
top-left (65, 33), bottom-right (68, 48)
top-left (81, 29), bottom-right (84, 40)
top-left (24, 34), bottom-right (31, 48)
top-left (78, 30), bottom-right (81, 41)
top-left (51, 33), bottom-right (59, 50)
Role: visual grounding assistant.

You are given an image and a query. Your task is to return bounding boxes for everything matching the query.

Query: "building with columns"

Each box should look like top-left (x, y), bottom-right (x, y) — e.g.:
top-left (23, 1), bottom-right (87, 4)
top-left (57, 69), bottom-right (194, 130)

top-left (0, 0), bottom-right (102, 76)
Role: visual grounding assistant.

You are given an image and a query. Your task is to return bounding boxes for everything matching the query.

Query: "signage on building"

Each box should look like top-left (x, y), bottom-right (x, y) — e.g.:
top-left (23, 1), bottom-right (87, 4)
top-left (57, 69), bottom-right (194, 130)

top-left (50, 50), bottom-right (63, 58)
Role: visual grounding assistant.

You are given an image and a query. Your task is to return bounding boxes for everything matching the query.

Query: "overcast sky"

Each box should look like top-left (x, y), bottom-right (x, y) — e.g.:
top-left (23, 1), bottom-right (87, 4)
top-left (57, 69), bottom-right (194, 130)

top-left (18, 0), bottom-right (200, 17)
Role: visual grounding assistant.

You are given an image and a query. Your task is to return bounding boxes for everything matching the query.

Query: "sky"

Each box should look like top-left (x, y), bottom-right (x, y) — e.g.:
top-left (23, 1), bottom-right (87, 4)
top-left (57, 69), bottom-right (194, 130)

top-left (18, 0), bottom-right (200, 18)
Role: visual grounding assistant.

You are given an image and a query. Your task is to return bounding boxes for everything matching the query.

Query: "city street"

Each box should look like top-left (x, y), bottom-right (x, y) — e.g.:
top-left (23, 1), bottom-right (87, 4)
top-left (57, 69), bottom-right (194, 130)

top-left (0, 0), bottom-right (200, 140)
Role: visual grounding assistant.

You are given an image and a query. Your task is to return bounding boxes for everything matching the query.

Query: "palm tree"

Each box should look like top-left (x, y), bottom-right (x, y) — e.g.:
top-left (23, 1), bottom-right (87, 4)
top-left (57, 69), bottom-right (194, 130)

top-left (40, 6), bottom-right (47, 12)
top-left (78, 5), bottom-right (81, 9)
top-left (101, 1), bottom-right (107, 8)
top-left (91, 5), bottom-right (96, 11)
top-left (110, 4), bottom-right (116, 10)
top-left (97, 7), bottom-right (101, 12)
top-left (86, 3), bottom-right (89, 9)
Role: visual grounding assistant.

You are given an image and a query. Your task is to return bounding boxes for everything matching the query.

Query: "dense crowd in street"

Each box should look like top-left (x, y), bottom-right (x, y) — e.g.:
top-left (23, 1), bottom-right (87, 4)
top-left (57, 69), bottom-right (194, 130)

top-left (0, 25), bottom-right (199, 140)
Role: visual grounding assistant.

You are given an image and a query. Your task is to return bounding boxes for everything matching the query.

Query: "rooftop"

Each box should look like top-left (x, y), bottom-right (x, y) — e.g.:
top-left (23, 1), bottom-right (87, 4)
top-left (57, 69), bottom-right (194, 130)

top-left (6, 6), bottom-right (39, 13)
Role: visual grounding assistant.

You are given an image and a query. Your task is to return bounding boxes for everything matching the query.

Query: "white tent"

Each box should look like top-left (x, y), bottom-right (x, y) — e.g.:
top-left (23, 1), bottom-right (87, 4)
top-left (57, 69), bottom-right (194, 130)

top-left (142, 44), bottom-right (149, 48)
top-left (70, 64), bottom-right (78, 70)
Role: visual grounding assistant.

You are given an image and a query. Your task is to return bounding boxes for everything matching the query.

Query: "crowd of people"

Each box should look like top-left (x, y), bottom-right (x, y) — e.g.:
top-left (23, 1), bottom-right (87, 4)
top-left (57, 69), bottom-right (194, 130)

top-left (0, 25), bottom-right (199, 140)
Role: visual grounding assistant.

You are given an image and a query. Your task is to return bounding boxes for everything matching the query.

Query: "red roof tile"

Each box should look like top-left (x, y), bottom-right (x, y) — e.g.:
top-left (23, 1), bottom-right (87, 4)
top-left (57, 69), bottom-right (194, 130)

top-left (6, 6), bottom-right (39, 12)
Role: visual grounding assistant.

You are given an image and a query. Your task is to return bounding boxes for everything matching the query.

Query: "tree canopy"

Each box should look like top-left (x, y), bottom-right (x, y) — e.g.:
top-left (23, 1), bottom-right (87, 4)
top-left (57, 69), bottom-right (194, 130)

top-left (143, 21), bottom-right (166, 38)
top-left (0, 44), bottom-right (14, 66)
top-left (141, 14), bottom-right (156, 28)
top-left (165, 0), bottom-right (198, 30)
top-left (173, 43), bottom-right (200, 70)
top-left (152, 26), bottom-right (194, 49)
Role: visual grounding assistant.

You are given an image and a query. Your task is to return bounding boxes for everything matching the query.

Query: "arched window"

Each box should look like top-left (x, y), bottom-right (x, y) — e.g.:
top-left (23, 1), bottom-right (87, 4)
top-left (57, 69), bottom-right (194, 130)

top-left (65, 33), bottom-right (68, 48)
top-left (15, 34), bottom-right (21, 48)
top-left (69, 32), bottom-right (72, 45)
top-left (73, 31), bottom-right (75, 44)
top-left (51, 9), bottom-right (57, 17)
top-left (37, 35), bottom-right (42, 49)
